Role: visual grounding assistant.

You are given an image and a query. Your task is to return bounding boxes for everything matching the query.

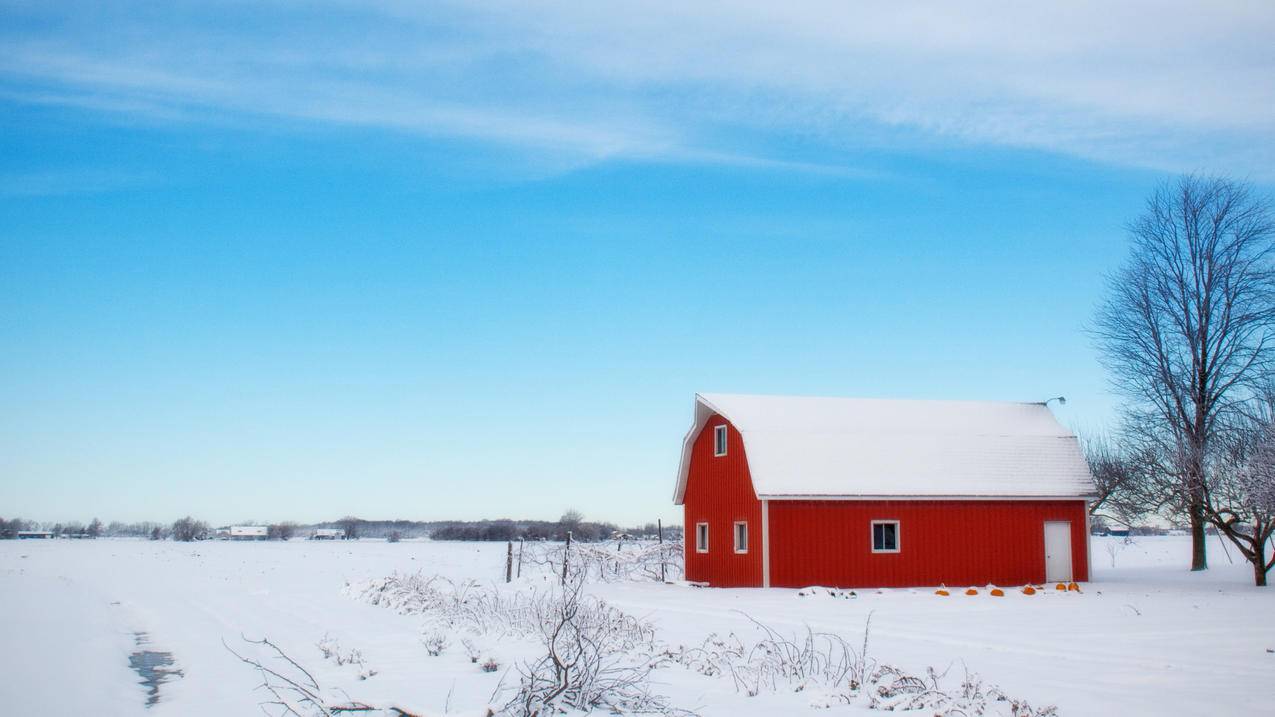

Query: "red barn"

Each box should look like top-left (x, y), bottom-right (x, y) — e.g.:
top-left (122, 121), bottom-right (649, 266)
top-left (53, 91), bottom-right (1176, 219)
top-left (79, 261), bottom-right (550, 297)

top-left (674, 393), bottom-right (1095, 588)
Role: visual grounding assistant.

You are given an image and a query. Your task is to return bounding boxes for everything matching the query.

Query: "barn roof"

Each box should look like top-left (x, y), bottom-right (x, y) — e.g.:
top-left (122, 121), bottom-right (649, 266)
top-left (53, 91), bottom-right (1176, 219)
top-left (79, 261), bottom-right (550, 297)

top-left (673, 393), bottom-right (1095, 504)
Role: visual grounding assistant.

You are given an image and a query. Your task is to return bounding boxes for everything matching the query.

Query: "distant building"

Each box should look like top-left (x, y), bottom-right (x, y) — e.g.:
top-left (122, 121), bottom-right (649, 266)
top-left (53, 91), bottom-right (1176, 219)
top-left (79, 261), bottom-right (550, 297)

top-left (17, 531), bottom-right (54, 539)
top-left (311, 528), bottom-right (345, 540)
top-left (229, 526), bottom-right (268, 540)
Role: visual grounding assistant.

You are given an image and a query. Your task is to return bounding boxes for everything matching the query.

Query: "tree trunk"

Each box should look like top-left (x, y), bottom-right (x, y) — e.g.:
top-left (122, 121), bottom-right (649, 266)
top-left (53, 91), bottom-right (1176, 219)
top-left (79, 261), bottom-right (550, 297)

top-left (1255, 557), bottom-right (1268, 587)
top-left (1190, 501), bottom-right (1208, 571)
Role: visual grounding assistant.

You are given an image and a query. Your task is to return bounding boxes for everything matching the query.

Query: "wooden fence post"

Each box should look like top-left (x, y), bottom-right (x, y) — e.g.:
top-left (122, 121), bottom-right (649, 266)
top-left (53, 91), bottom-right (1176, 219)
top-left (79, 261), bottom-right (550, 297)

top-left (658, 519), bottom-right (665, 582)
top-left (517, 537), bottom-right (524, 578)
top-left (505, 540), bottom-right (513, 583)
top-left (561, 531), bottom-right (572, 586)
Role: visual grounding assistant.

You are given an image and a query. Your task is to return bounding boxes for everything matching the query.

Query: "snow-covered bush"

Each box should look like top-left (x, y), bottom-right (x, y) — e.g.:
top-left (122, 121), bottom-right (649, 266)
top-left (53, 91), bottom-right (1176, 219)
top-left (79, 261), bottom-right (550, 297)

top-left (315, 634), bottom-right (376, 680)
top-left (347, 572), bottom-right (1056, 716)
top-left (422, 628), bottom-right (450, 656)
top-left (663, 614), bottom-right (1058, 716)
top-left (349, 571), bottom-right (679, 714)
top-left (501, 577), bottom-right (679, 716)
top-left (522, 539), bottom-right (684, 583)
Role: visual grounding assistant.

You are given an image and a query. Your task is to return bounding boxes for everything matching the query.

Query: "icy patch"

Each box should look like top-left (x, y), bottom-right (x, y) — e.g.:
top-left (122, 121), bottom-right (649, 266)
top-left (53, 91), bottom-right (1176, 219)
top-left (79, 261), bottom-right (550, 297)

top-left (129, 633), bottom-right (182, 707)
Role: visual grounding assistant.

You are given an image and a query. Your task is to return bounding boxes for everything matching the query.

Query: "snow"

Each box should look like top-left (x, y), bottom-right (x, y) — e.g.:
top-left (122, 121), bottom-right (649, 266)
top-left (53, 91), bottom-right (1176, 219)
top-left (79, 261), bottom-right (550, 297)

top-left (675, 393), bottom-right (1093, 501)
top-left (0, 536), bottom-right (1271, 716)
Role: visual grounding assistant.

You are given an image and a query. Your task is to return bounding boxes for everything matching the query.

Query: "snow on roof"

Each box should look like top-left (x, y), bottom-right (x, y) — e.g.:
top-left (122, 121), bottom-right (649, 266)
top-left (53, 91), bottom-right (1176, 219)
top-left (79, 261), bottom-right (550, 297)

top-left (673, 393), bottom-right (1095, 504)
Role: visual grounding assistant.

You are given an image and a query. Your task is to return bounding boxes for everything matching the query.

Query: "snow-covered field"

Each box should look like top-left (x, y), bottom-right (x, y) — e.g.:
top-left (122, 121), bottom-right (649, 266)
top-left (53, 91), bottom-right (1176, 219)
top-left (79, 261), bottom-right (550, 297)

top-left (0, 536), bottom-right (1271, 716)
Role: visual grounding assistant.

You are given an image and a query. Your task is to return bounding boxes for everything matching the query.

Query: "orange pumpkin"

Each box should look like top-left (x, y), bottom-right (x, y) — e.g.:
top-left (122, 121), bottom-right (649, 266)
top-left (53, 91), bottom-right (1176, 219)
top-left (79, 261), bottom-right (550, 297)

top-left (989, 588), bottom-right (1005, 597)
top-left (935, 589), bottom-right (950, 596)
top-left (1055, 583), bottom-right (1067, 591)
top-left (1021, 585), bottom-right (1037, 595)
top-left (1067, 582), bottom-right (1081, 592)
top-left (964, 587), bottom-right (979, 596)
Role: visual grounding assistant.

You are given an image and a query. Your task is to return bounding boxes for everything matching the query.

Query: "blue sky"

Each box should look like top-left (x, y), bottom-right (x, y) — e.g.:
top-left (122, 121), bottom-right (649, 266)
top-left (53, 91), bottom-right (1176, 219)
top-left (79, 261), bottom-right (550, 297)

top-left (2, 2), bottom-right (1273, 526)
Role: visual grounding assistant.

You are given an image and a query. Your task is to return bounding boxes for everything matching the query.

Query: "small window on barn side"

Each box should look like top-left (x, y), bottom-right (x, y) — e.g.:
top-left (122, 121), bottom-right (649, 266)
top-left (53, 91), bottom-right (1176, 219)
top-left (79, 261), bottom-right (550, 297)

top-left (696, 522), bottom-right (709, 553)
top-left (714, 425), bottom-right (728, 457)
top-left (733, 521), bottom-right (748, 553)
top-left (871, 520), bottom-right (900, 553)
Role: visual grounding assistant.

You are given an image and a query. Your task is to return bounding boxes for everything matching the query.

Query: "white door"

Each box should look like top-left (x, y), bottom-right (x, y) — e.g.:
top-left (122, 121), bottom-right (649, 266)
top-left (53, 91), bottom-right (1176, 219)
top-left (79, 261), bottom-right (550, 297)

top-left (1044, 521), bottom-right (1073, 582)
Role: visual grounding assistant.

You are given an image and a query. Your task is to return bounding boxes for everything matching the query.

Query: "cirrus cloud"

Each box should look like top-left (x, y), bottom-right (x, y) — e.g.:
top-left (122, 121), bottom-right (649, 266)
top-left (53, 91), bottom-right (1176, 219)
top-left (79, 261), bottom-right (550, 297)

top-left (1, 0), bottom-right (1271, 175)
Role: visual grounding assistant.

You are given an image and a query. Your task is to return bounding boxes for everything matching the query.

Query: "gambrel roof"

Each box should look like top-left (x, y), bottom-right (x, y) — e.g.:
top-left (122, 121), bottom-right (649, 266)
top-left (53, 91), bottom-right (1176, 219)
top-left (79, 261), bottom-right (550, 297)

top-left (673, 393), bottom-right (1095, 504)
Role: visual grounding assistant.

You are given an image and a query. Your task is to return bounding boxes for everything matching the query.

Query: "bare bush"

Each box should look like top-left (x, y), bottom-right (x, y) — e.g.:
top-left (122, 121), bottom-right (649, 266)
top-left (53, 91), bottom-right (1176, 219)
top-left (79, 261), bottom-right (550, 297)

top-left (225, 636), bottom-right (390, 716)
top-left (422, 628), bottom-right (450, 657)
top-left (1105, 537), bottom-right (1136, 568)
top-left (500, 576), bottom-right (683, 717)
top-left (316, 634), bottom-right (376, 680)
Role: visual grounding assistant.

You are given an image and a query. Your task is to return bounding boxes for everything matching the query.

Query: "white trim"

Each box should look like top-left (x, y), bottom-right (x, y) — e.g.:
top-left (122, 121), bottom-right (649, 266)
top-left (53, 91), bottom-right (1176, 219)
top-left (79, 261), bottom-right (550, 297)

top-left (713, 424), bottom-right (728, 457)
top-left (673, 394), bottom-right (735, 505)
top-left (733, 521), bottom-right (748, 554)
top-left (760, 500), bottom-right (771, 588)
top-left (761, 494), bottom-right (1097, 502)
top-left (695, 522), bottom-right (709, 553)
top-left (870, 520), bottom-right (901, 553)
top-left (1084, 504), bottom-right (1092, 582)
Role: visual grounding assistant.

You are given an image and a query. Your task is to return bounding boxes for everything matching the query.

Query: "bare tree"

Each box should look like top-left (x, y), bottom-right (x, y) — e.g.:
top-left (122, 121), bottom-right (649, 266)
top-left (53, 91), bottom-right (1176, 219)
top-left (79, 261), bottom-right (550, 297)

top-left (1094, 175), bottom-right (1275, 571)
top-left (335, 516), bottom-right (361, 540)
top-left (559, 509), bottom-right (584, 533)
top-left (1081, 432), bottom-right (1152, 528)
top-left (171, 516), bottom-right (208, 542)
top-left (268, 522), bottom-right (297, 541)
top-left (1208, 401), bottom-right (1275, 586)
top-left (86, 518), bottom-right (103, 538)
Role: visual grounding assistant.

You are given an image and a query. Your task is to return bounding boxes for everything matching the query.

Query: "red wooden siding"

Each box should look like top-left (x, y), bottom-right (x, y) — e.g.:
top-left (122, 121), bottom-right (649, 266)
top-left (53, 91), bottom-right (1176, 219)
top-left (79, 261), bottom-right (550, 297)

top-left (768, 499), bottom-right (1089, 588)
top-left (682, 415), bottom-right (763, 587)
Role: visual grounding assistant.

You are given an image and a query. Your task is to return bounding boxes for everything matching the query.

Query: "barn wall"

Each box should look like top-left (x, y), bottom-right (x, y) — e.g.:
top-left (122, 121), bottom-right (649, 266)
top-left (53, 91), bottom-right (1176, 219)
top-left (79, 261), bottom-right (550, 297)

top-left (682, 414), bottom-right (763, 587)
top-left (768, 499), bottom-right (1089, 588)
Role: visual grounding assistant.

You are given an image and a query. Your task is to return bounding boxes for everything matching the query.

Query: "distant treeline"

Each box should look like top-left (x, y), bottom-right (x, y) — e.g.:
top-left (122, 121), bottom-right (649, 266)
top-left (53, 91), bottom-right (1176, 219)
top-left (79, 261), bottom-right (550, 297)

top-left (316, 513), bottom-right (680, 542)
top-left (424, 519), bottom-right (673, 542)
top-left (0, 512), bottom-right (682, 543)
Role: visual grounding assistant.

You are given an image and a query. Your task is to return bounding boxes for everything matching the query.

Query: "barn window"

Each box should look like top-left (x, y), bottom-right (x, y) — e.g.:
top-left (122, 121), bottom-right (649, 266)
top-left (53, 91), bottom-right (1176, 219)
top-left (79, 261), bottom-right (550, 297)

top-left (733, 521), bottom-right (748, 553)
top-left (871, 520), bottom-right (900, 553)
top-left (696, 523), bottom-right (709, 553)
top-left (713, 425), bottom-right (728, 456)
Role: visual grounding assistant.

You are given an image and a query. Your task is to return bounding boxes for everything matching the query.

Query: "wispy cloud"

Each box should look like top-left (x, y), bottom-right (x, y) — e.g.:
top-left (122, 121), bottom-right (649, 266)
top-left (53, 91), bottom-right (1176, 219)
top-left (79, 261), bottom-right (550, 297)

top-left (1, 1), bottom-right (1272, 175)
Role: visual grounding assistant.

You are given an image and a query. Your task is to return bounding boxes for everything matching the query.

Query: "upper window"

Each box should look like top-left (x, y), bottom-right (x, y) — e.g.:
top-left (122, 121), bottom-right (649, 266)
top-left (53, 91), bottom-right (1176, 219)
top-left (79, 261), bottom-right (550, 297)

top-left (695, 522), bottom-right (709, 553)
top-left (872, 520), bottom-right (900, 553)
top-left (733, 521), bottom-right (748, 554)
top-left (713, 425), bottom-right (728, 457)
